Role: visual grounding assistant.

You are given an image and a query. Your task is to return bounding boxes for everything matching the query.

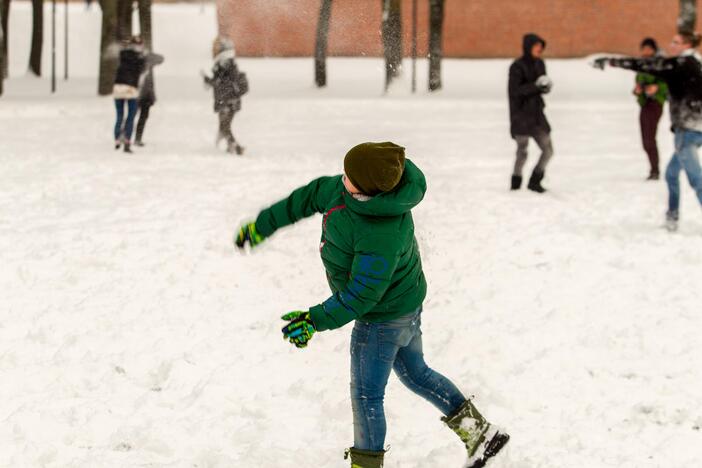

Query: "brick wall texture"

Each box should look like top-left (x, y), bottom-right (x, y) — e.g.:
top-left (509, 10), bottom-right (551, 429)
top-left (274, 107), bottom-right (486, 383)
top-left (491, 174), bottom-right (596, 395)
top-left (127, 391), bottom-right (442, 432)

top-left (217, 0), bottom-right (702, 58)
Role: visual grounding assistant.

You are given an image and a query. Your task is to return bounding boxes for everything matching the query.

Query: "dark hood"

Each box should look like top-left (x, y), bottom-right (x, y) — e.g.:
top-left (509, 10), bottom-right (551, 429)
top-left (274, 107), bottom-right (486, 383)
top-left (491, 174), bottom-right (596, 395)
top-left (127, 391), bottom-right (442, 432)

top-left (522, 33), bottom-right (546, 58)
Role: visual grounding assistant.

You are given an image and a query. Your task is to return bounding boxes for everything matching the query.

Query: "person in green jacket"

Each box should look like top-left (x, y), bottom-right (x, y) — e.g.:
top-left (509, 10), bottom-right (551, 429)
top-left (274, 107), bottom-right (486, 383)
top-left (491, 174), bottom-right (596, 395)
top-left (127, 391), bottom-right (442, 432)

top-left (635, 38), bottom-right (668, 180)
top-left (235, 142), bottom-right (509, 468)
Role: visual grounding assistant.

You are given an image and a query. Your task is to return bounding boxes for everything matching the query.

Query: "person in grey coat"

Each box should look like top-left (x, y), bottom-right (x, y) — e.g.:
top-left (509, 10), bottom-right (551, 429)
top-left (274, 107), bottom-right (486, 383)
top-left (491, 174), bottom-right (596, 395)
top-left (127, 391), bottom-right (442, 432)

top-left (203, 37), bottom-right (247, 155)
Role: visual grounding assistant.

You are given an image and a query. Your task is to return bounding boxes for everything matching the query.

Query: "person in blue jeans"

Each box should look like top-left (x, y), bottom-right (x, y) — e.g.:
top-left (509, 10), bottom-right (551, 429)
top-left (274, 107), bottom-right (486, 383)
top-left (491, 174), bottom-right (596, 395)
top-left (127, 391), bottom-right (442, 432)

top-left (235, 143), bottom-right (509, 467)
top-left (668, 130), bottom-right (702, 226)
top-left (350, 308), bottom-right (468, 452)
top-left (114, 99), bottom-right (138, 151)
top-left (112, 36), bottom-right (146, 153)
top-left (594, 32), bottom-right (702, 231)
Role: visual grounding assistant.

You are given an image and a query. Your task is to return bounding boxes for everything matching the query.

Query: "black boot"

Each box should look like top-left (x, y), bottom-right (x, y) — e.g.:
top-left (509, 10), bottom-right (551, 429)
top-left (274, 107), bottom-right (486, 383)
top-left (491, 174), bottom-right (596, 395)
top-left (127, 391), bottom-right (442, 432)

top-left (227, 141), bottom-right (245, 155)
top-left (528, 169), bottom-right (547, 193)
top-left (510, 175), bottom-right (522, 190)
top-left (123, 142), bottom-right (132, 154)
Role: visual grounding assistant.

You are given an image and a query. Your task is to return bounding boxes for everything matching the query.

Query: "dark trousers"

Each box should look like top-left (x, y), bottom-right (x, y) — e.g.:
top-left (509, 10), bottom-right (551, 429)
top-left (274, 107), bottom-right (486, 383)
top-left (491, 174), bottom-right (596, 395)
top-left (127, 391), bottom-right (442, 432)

top-left (218, 105), bottom-right (238, 148)
top-left (135, 99), bottom-right (152, 143)
top-left (513, 131), bottom-right (554, 176)
top-left (640, 100), bottom-right (663, 175)
top-left (114, 99), bottom-right (138, 142)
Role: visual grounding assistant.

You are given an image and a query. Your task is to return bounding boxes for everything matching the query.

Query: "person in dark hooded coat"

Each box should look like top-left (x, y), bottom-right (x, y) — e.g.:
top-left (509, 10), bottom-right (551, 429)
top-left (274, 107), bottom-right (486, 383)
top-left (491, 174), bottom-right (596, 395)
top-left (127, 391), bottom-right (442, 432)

top-left (508, 33), bottom-right (554, 193)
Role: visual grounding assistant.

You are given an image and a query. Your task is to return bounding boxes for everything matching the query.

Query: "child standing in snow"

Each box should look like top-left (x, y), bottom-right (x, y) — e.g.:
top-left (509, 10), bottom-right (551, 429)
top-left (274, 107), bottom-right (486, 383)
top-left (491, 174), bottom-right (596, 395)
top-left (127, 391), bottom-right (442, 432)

top-left (203, 37), bottom-right (246, 155)
top-left (235, 142), bottom-right (509, 468)
top-left (594, 32), bottom-right (702, 231)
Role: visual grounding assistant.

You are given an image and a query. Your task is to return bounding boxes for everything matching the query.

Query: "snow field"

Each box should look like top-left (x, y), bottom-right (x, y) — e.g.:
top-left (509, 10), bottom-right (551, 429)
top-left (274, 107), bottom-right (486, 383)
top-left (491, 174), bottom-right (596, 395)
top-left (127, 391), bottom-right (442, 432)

top-left (2, 3), bottom-right (702, 468)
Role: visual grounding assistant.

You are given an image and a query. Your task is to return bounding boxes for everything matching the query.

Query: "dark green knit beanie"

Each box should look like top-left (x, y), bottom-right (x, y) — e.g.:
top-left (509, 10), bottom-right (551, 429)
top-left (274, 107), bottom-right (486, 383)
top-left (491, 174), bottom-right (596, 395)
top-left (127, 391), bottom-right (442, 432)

top-left (344, 142), bottom-right (406, 196)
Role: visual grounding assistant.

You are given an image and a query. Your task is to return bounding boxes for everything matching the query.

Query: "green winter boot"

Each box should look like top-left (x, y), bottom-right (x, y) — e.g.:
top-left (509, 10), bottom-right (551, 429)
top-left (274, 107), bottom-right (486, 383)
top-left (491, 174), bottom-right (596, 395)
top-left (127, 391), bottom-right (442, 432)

top-left (344, 447), bottom-right (384, 468)
top-left (442, 399), bottom-right (510, 468)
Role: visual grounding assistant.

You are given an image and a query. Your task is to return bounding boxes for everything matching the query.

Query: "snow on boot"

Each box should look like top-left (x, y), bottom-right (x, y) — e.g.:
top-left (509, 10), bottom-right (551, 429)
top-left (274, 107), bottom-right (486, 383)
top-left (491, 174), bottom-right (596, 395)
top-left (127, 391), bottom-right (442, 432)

top-left (527, 169), bottom-right (547, 193)
top-left (665, 211), bottom-right (679, 232)
top-left (344, 447), bottom-right (384, 468)
top-left (510, 175), bottom-right (522, 190)
top-left (442, 400), bottom-right (510, 468)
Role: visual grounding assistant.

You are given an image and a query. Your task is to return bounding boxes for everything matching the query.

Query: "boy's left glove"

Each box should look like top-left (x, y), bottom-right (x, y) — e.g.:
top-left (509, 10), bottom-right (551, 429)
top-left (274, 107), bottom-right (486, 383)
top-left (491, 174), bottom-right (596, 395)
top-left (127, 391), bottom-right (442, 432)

top-left (281, 311), bottom-right (316, 348)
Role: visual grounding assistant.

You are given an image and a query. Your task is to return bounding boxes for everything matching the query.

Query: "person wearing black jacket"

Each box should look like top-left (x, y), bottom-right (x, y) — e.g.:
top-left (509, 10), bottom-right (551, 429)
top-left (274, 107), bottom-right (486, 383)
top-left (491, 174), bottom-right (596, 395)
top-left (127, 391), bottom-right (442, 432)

top-left (508, 33), bottom-right (554, 193)
top-left (594, 32), bottom-right (702, 231)
top-left (113, 36), bottom-right (146, 153)
top-left (135, 52), bottom-right (165, 147)
top-left (203, 38), bottom-right (246, 155)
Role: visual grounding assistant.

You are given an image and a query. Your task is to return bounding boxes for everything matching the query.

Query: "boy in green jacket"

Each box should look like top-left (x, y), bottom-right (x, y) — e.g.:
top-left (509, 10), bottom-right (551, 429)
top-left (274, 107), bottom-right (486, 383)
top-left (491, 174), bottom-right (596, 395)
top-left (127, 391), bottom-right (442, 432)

top-left (635, 37), bottom-right (668, 180)
top-left (235, 142), bottom-right (509, 468)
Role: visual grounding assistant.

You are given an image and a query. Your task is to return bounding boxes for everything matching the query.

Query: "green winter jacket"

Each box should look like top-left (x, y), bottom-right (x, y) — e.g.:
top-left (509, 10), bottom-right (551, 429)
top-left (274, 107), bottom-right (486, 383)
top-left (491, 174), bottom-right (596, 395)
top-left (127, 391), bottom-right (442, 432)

top-left (635, 72), bottom-right (668, 106)
top-left (255, 159), bottom-right (428, 332)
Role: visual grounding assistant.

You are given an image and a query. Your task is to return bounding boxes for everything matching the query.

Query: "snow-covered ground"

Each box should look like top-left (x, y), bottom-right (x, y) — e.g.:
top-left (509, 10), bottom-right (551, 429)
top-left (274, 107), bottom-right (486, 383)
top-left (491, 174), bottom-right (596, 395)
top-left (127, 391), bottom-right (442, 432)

top-left (2, 3), bottom-right (702, 468)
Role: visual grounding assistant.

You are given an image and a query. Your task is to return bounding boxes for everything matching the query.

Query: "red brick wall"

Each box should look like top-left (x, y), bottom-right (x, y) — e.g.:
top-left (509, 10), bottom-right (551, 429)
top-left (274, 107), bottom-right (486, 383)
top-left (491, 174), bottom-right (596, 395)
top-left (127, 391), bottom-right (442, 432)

top-left (217, 0), bottom-right (702, 58)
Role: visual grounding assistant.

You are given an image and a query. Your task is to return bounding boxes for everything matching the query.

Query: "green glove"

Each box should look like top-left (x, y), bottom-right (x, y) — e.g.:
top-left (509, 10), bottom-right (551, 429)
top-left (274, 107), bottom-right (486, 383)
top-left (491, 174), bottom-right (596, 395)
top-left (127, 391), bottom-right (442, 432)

top-left (281, 311), bottom-right (316, 348)
top-left (235, 221), bottom-right (264, 249)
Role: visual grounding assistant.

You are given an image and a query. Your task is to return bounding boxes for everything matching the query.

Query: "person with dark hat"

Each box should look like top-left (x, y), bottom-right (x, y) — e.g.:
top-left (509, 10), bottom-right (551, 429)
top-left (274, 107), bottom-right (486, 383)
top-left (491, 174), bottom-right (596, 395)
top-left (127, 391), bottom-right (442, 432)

top-left (594, 32), bottom-right (702, 231)
top-left (234, 142), bottom-right (509, 468)
top-left (634, 37), bottom-right (668, 180)
top-left (508, 33), bottom-right (554, 193)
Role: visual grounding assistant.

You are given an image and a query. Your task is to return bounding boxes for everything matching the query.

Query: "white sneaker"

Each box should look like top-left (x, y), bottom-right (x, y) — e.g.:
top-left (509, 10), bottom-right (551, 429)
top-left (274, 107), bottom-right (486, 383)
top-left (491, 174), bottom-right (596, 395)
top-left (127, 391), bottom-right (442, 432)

top-left (665, 211), bottom-right (679, 232)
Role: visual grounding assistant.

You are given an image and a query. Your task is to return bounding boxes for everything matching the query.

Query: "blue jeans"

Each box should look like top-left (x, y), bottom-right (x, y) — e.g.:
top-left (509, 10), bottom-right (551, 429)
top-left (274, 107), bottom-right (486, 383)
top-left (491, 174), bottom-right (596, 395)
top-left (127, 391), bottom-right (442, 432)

top-left (350, 308), bottom-right (466, 451)
top-left (666, 129), bottom-right (702, 214)
top-left (114, 99), bottom-right (138, 142)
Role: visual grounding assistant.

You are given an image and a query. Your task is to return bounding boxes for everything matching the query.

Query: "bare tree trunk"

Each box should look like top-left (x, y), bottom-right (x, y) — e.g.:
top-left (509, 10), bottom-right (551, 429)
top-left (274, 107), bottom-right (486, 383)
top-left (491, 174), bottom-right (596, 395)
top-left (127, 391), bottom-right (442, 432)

top-left (428, 0), bottom-right (444, 91)
top-left (679, 0), bottom-right (697, 34)
top-left (98, 0), bottom-right (118, 95)
top-left (137, 0), bottom-right (153, 104)
top-left (0, 15), bottom-right (4, 95)
top-left (1, 0), bottom-right (10, 80)
top-left (137, 0), bottom-right (151, 49)
top-left (117, 0), bottom-right (133, 41)
top-left (29, 0), bottom-right (43, 76)
top-left (381, 0), bottom-right (402, 91)
top-left (314, 0), bottom-right (332, 87)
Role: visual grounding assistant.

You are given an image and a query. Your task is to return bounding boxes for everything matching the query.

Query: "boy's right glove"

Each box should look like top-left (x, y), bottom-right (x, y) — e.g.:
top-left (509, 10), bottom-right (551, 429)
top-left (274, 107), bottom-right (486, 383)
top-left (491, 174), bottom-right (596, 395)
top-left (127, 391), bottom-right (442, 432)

top-left (235, 221), bottom-right (265, 249)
